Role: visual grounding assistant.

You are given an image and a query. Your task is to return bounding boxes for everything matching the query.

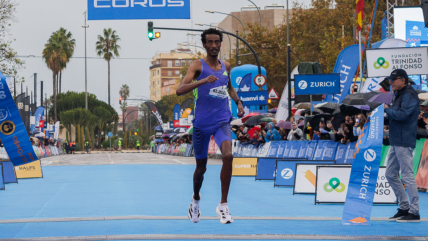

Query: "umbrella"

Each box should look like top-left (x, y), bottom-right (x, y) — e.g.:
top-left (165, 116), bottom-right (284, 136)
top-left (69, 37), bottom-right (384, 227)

top-left (174, 128), bottom-right (186, 133)
top-left (298, 121), bottom-right (305, 128)
top-left (162, 133), bottom-right (170, 138)
top-left (342, 94), bottom-right (366, 105)
top-left (315, 102), bottom-right (339, 114)
top-left (248, 126), bottom-right (261, 138)
top-left (241, 113), bottom-right (259, 123)
top-left (268, 108), bottom-right (278, 113)
top-left (339, 104), bottom-right (368, 116)
top-left (293, 102), bottom-right (311, 109)
top-left (362, 91), bottom-right (383, 101)
top-left (419, 93), bottom-right (428, 101)
top-left (352, 105), bottom-right (370, 111)
top-left (366, 102), bottom-right (383, 111)
top-left (230, 119), bottom-right (243, 126)
top-left (331, 113), bottom-right (346, 130)
top-left (260, 117), bottom-right (273, 123)
top-left (275, 121), bottom-right (292, 130)
top-left (368, 92), bottom-right (394, 105)
top-left (244, 115), bottom-right (265, 127)
top-left (302, 108), bottom-right (324, 115)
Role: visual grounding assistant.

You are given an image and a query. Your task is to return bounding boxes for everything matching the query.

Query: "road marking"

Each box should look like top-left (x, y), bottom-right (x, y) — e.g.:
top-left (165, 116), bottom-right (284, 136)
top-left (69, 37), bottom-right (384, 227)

top-left (108, 153), bottom-right (113, 164)
top-left (157, 155), bottom-right (185, 164)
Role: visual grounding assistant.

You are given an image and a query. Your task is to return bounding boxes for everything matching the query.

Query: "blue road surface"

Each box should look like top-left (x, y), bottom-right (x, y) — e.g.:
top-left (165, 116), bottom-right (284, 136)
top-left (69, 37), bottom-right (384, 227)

top-left (0, 164), bottom-right (427, 239)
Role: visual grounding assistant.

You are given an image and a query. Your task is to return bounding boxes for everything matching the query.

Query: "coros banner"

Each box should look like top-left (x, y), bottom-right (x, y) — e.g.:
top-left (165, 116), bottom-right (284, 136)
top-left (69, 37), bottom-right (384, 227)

top-left (315, 166), bottom-right (396, 205)
top-left (342, 105), bottom-right (384, 225)
top-left (88, 0), bottom-right (191, 20)
top-left (0, 75), bottom-right (41, 169)
top-left (232, 158), bottom-right (257, 176)
top-left (366, 47), bottom-right (428, 77)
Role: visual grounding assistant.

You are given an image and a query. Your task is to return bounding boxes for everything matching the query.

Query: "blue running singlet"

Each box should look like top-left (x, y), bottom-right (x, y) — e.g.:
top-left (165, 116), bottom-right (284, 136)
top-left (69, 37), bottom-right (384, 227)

top-left (192, 59), bottom-right (232, 159)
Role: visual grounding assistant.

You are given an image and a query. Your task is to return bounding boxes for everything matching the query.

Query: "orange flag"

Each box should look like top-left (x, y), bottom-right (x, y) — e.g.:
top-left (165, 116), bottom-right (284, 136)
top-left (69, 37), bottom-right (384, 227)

top-left (356, 0), bottom-right (364, 31)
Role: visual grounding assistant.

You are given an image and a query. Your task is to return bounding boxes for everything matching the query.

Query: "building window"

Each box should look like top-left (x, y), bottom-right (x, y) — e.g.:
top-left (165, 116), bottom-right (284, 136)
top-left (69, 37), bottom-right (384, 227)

top-left (175, 60), bottom-right (180, 66)
top-left (152, 71), bottom-right (155, 77)
top-left (189, 60), bottom-right (193, 65)
top-left (168, 61), bottom-right (172, 67)
top-left (157, 70), bottom-right (159, 75)
top-left (181, 60), bottom-right (186, 67)
top-left (175, 70), bottom-right (180, 76)
top-left (152, 81), bottom-right (155, 86)
top-left (168, 71), bottom-right (172, 77)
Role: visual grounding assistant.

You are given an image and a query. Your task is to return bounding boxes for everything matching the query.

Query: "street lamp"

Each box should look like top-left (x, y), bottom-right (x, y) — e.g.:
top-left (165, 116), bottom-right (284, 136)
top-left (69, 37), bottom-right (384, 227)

top-left (82, 11), bottom-right (89, 110)
top-left (195, 23), bottom-right (232, 59)
top-left (205, 10), bottom-right (245, 34)
top-left (247, 0), bottom-right (262, 28)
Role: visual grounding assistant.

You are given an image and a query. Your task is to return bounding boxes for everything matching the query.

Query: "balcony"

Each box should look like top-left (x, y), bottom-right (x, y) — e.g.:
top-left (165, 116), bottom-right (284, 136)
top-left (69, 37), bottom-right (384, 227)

top-left (149, 64), bottom-right (161, 70)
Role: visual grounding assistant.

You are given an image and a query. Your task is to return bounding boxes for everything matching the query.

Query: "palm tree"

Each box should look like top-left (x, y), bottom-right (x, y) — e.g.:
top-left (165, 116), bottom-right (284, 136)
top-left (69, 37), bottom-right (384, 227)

top-left (96, 28), bottom-right (121, 106)
top-left (119, 84), bottom-right (130, 135)
top-left (42, 28), bottom-right (75, 122)
top-left (57, 28), bottom-right (75, 94)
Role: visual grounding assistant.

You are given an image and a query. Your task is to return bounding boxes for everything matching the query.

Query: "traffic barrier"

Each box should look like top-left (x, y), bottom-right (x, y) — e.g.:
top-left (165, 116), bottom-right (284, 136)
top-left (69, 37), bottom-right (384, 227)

top-left (0, 163), bottom-right (4, 190)
top-left (274, 159), bottom-right (336, 187)
top-left (232, 157), bottom-right (258, 176)
top-left (315, 166), bottom-right (397, 204)
top-left (0, 161), bottom-right (17, 183)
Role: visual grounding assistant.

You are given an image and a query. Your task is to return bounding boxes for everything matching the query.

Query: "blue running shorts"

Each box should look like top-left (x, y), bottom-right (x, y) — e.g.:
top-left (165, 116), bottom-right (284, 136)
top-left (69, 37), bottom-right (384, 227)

top-left (192, 122), bottom-right (232, 159)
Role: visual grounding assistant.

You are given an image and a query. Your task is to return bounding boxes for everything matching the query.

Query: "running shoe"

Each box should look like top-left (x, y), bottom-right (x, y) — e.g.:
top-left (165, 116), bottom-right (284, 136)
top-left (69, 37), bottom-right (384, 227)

top-left (396, 213), bottom-right (420, 223)
top-left (188, 193), bottom-right (201, 223)
top-left (389, 208), bottom-right (409, 221)
top-left (216, 203), bottom-right (233, 224)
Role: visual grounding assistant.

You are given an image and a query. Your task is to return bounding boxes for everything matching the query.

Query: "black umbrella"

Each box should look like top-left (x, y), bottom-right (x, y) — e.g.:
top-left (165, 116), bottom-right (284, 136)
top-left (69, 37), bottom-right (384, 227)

top-left (244, 115), bottom-right (265, 127)
top-left (339, 104), bottom-right (369, 116)
top-left (366, 102), bottom-right (383, 111)
top-left (416, 89), bottom-right (427, 94)
top-left (302, 108), bottom-right (324, 115)
top-left (331, 113), bottom-right (346, 130)
top-left (342, 94), bottom-right (366, 105)
top-left (362, 91), bottom-right (383, 101)
top-left (316, 102), bottom-right (339, 114)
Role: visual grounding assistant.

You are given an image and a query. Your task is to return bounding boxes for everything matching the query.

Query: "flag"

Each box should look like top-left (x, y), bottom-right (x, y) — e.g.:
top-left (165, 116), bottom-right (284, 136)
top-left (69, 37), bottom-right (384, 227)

top-left (356, 0), bottom-right (364, 31)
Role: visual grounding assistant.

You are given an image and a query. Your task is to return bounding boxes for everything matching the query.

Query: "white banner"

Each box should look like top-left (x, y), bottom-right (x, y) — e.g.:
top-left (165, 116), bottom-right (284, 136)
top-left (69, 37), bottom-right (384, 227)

top-left (360, 77), bottom-right (385, 93)
top-left (366, 47), bottom-right (428, 77)
top-left (315, 166), bottom-right (397, 204)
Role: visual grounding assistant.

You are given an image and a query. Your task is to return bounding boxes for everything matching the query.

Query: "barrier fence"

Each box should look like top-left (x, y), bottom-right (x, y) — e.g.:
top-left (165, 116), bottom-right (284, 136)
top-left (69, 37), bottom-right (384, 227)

top-left (153, 138), bottom-right (428, 190)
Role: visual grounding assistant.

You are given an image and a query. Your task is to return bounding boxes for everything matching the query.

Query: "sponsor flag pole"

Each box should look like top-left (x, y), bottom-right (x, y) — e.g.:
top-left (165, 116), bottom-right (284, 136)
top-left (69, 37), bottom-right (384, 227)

top-left (359, 31), bottom-right (363, 92)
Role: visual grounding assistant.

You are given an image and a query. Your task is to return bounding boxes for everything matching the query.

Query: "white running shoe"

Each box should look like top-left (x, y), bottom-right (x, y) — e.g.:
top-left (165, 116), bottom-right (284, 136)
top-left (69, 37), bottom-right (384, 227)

top-left (188, 193), bottom-right (201, 223)
top-left (216, 203), bottom-right (233, 224)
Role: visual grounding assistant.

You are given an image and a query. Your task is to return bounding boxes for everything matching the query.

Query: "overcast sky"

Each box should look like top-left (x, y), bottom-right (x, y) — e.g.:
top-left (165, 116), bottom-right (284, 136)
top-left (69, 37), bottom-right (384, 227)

top-left (10, 0), bottom-right (310, 113)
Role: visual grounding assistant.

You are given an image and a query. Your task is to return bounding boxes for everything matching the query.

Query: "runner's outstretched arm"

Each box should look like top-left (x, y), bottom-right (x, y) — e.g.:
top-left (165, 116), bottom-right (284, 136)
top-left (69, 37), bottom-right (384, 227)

top-left (176, 60), bottom-right (218, 96)
top-left (225, 62), bottom-right (245, 117)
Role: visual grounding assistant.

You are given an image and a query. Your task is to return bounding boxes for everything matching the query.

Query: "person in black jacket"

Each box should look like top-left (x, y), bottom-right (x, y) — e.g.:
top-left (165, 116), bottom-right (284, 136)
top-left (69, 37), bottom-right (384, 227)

top-left (384, 69), bottom-right (420, 223)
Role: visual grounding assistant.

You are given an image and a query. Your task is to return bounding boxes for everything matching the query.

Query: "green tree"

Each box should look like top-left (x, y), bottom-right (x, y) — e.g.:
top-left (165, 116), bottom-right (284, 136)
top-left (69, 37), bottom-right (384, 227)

top-left (56, 28), bottom-right (76, 94)
top-left (119, 84), bottom-right (130, 135)
top-left (96, 28), bottom-right (121, 106)
top-left (0, 0), bottom-right (24, 78)
top-left (93, 106), bottom-right (112, 147)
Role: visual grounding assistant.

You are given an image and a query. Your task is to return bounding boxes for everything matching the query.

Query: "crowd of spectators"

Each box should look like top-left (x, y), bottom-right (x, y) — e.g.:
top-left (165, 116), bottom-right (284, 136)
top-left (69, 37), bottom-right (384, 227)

top-left (163, 135), bottom-right (193, 146)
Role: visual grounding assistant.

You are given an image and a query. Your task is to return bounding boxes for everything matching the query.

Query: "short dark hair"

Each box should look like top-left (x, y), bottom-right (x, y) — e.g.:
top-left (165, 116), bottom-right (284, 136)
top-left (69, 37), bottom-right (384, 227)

top-left (201, 28), bottom-right (223, 44)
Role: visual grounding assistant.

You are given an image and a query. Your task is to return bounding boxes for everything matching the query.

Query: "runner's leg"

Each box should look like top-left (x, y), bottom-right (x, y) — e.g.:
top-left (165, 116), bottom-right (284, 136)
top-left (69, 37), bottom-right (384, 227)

top-left (213, 123), bottom-right (233, 203)
top-left (192, 127), bottom-right (213, 200)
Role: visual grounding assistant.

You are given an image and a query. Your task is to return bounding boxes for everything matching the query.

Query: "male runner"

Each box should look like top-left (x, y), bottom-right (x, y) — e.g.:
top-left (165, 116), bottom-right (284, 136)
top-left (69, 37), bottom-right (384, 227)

top-left (176, 28), bottom-right (244, 224)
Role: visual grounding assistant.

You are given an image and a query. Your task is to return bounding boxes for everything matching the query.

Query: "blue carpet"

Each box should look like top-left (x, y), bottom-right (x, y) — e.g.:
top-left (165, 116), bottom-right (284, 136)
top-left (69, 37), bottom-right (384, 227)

top-left (0, 164), bottom-right (427, 239)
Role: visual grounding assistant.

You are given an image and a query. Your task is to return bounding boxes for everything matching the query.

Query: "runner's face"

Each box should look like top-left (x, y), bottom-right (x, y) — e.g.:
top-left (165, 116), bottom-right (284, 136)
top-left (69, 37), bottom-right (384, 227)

top-left (204, 34), bottom-right (221, 57)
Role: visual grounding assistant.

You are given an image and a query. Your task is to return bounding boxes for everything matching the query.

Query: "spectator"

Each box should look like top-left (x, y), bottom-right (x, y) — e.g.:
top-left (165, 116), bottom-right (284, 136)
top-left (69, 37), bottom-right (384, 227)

top-left (353, 114), bottom-right (367, 137)
top-left (287, 122), bottom-right (303, 141)
top-left (339, 123), bottom-right (357, 144)
top-left (383, 125), bottom-right (390, 146)
top-left (384, 69), bottom-right (420, 222)
top-left (264, 122), bottom-right (281, 142)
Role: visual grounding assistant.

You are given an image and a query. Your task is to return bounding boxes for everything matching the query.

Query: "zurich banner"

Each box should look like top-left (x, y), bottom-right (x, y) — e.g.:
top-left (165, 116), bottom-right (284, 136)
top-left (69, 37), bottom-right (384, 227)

top-left (342, 105), bottom-right (384, 225)
top-left (237, 91), bottom-right (269, 106)
top-left (295, 74), bottom-right (340, 95)
top-left (325, 45), bottom-right (361, 103)
top-left (88, 0), bottom-right (191, 20)
top-left (0, 73), bottom-right (39, 166)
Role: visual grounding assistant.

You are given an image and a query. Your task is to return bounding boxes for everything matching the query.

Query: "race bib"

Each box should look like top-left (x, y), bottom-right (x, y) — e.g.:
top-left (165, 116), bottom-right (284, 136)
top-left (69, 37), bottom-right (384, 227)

top-left (209, 85), bottom-right (229, 99)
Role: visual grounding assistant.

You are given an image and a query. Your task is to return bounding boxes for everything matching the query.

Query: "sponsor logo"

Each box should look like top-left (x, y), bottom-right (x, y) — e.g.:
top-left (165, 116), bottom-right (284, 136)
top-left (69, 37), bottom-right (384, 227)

top-left (236, 77), bottom-right (242, 86)
top-left (298, 80), bottom-right (308, 90)
top-left (0, 91), bottom-right (6, 100)
top-left (0, 109), bottom-right (8, 122)
top-left (310, 81), bottom-right (335, 87)
top-left (373, 57), bottom-right (389, 69)
top-left (364, 149), bottom-right (376, 162)
top-left (281, 168), bottom-right (293, 179)
top-left (0, 120), bottom-right (15, 135)
top-left (303, 170), bottom-right (316, 187)
top-left (410, 25), bottom-right (422, 36)
top-left (347, 216), bottom-right (368, 224)
top-left (323, 177), bottom-right (345, 193)
top-left (94, 0), bottom-right (185, 8)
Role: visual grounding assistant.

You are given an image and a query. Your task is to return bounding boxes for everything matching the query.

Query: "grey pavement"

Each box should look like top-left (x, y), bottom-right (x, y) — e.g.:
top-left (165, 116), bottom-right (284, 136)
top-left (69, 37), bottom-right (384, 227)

top-left (40, 153), bottom-right (223, 166)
